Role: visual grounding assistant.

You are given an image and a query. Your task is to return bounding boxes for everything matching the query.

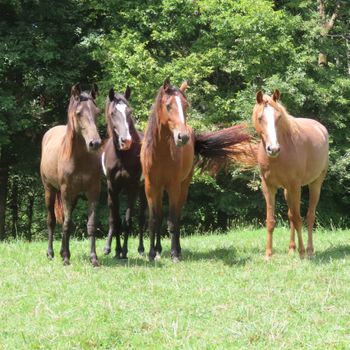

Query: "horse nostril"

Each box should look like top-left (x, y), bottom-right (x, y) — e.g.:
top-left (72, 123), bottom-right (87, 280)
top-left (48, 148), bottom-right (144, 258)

top-left (267, 145), bottom-right (272, 153)
top-left (89, 140), bottom-right (101, 150)
top-left (178, 133), bottom-right (182, 140)
top-left (121, 137), bottom-right (126, 143)
top-left (182, 134), bottom-right (189, 143)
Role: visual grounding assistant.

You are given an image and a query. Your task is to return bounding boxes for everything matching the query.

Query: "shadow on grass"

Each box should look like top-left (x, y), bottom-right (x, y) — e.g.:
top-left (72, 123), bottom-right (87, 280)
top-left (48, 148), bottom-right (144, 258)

top-left (312, 244), bottom-right (350, 264)
top-left (181, 247), bottom-right (251, 267)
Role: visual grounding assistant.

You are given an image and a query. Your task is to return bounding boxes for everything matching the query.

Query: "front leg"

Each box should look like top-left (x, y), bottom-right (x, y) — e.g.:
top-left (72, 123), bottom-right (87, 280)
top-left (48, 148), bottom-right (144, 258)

top-left (87, 193), bottom-right (100, 267)
top-left (60, 189), bottom-right (74, 266)
top-left (122, 188), bottom-right (137, 259)
top-left (261, 178), bottom-right (277, 260)
top-left (145, 179), bottom-right (163, 262)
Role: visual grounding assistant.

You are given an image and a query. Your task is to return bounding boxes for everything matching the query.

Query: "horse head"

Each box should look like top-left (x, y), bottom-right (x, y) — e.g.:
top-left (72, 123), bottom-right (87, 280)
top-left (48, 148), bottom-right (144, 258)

top-left (107, 86), bottom-right (133, 151)
top-left (68, 83), bottom-right (101, 152)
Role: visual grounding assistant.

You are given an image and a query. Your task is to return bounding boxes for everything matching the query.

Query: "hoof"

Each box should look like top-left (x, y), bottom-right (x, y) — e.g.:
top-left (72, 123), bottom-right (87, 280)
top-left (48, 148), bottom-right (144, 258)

top-left (172, 256), bottom-right (181, 263)
top-left (264, 255), bottom-right (272, 262)
top-left (104, 247), bottom-right (111, 255)
top-left (47, 252), bottom-right (54, 260)
top-left (299, 251), bottom-right (306, 260)
top-left (138, 248), bottom-right (145, 256)
top-left (288, 246), bottom-right (296, 254)
top-left (148, 251), bottom-right (156, 262)
top-left (307, 248), bottom-right (314, 257)
top-left (155, 252), bottom-right (161, 261)
top-left (63, 258), bottom-right (70, 266)
top-left (91, 259), bottom-right (100, 267)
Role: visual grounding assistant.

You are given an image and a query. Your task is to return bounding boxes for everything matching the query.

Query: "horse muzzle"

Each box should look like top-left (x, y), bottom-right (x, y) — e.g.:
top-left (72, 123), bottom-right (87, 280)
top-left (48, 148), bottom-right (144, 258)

top-left (266, 144), bottom-right (280, 158)
top-left (88, 138), bottom-right (102, 152)
top-left (174, 131), bottom-right (190, 147)
top-left (119, 137), bottom-right (132, 151)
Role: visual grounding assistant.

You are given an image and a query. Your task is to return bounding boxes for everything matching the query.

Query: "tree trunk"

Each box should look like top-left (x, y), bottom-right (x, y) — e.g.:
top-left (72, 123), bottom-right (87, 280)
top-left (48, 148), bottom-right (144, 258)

top-left (26, 191), bottom-right (34, 242)
top-left (0, 155), bottom-right (9, 241)
top-left (11, 179), bottom-right (18, 239)
top-left (317, 0), bottom-right (341, 67)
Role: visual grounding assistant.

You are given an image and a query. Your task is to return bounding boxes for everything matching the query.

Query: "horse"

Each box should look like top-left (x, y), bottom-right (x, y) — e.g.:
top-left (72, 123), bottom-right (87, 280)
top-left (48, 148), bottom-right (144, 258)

top-left (141, 78), bottom-right (255, 262)
top-left (252, 90), bottom-right (329, 260)
top-left (102, 86), bottom-right (147, 259)
top-left (40, 83), bottom-right (102, 266)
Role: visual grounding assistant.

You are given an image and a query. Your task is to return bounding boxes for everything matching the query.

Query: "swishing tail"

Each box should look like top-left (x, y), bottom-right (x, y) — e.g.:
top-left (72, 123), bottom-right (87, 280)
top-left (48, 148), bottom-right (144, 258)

top-left (54, 191), bottom-right (64, 225)
top-left (194, 124), bottom-right (257, 175)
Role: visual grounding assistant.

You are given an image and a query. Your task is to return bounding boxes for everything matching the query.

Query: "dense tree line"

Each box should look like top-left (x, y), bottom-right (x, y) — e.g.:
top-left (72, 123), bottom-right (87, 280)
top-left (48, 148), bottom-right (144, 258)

top-left (0, 0), bottom-right (349, 240)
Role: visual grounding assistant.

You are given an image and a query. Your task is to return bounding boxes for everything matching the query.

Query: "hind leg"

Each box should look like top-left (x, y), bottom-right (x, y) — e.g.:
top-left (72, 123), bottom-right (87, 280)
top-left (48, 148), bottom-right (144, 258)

top-left (137, 185), bottom-right (147, 255)
top-left (44, 186), bottom-right (56, 259)
top-left (285, 184), bottom-right (305, 259)
top-left (284, 189), bottom-right (296, 253)
top-left (87, 189), bottom-right (100, 267)
top-left (122, 188), bottom-right (137, 259)
top-left (306, 172), bottom-right (326, 256)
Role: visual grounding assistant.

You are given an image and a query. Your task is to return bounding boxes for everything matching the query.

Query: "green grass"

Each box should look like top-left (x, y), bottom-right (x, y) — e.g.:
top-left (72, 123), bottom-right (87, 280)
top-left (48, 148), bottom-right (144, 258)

top-left (1, 228), bottom-right (350, 350)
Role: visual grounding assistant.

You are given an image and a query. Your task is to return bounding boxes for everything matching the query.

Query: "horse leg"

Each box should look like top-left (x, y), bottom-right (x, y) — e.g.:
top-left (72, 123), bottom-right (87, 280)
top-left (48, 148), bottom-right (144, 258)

top-left (60, 189), bottom-right (73, 266)
top-left (137, 185), bottom-right (147, 256)
top-left (87, 191), bottom-right (100, 267)
top-left (122, 188), bottom-right (137, 259)
top-left (45, 187), bottom-right (56, 259)
top-left (284, 189), bottom-right (296, 253)
top-left (145, 180), bottom-right (163, 261)
top-left (306, 173), bottom-right (325, 256)
top-left (285, 185), bottom-right (305, 259)
top-left (104, 185), bottom-right (121, 256)
top-left (261, 179), bottom-right (277, 260)
top-left (168, 185), bottom-right (181, 262)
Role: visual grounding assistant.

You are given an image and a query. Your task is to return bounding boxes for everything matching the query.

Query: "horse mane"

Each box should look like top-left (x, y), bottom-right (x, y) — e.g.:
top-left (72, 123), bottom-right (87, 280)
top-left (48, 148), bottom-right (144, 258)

top-left (62, 92), bottom-right (91, 160)
top-left (253, 95), bottom-right (299, 137)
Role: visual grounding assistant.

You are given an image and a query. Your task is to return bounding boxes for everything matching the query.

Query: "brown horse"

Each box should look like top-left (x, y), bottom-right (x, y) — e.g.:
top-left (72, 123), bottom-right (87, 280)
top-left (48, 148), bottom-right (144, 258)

top-left (40, 83), bottom-right (102, 266)
top-left (141, 78), bottom-right (255, 262)
top-left (102, 87), bottom-right (147, 259)
top-left (252, 90), bottom-right (329, 259)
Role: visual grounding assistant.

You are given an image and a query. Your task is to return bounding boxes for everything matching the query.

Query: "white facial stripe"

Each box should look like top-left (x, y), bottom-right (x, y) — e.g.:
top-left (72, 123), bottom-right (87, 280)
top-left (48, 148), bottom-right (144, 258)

top-left (264, 105), bottom-right (278, 146)
top-left (175, 96), bottom-right (185, 124)
top-left (116, 103), bottom-right (131, 141)
top-left (101, 151), bottom-right (107, 177)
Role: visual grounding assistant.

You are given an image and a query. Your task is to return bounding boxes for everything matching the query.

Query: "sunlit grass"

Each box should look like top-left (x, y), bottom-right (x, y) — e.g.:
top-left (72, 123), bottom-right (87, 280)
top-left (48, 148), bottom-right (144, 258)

top-left (0, 228), bottom-right (350, 349)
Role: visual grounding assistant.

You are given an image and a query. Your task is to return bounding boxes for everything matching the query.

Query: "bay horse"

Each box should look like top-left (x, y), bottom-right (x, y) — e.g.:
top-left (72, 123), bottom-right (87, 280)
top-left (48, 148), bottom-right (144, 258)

top-left (141, 78), bottom-right (255, 262)
top-left (102, 87), bottom-right (147, 259)
top-left (252, 90), bottom-right (329, 259)
top-left (40, 83), bottom-right (102, 266)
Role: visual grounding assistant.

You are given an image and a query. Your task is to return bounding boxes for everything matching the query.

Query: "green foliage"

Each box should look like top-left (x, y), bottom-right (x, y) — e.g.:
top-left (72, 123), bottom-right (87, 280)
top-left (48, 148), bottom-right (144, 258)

top-left (1, 0), bottom-right (350, 239)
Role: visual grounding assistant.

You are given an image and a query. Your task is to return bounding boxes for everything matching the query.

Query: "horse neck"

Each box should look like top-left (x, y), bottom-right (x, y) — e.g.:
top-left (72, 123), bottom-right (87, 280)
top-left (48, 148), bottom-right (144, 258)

top-left (63, 126), bottom-right (89, 160)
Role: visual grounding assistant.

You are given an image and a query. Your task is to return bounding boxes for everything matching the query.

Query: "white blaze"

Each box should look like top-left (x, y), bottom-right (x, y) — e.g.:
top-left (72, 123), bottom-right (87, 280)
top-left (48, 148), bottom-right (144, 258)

top-left (116, 103), bottom-right (131, 141)
top-left (175, 96), bottom-right (185, 123)
top-left (264, 105), bottom-right (278, 147)
top-left (101, 151), bottom-right (107, 176)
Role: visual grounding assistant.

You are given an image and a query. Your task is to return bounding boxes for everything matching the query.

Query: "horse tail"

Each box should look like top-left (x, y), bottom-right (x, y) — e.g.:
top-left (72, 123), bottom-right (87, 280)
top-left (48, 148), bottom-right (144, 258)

top-left (194, 124), bottom-right (258, 175)
top-left (54, 191), bottom-right (64, 225)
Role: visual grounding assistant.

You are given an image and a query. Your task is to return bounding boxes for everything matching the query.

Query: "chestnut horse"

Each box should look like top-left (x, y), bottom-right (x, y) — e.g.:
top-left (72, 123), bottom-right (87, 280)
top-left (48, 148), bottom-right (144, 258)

top-left (102, 87), bottom-right (147, 259)
top-left (40, 83), bottom-right (102, 266)
top-left (252, 90), bottom-right (329, 259)
top-left (141, 78), bottom-right (255, 262)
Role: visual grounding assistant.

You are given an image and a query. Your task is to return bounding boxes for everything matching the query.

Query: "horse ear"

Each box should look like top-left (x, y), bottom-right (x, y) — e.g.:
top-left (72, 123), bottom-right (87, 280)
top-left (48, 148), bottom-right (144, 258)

top-left (256, 91), bottom-right (264, 104)
top-left (91, 83), bottom-right (99, 99)
top-left (125, 86), bottom-right (131, 100)
top-left (163, 77), bottom-right (171, 92)
top-left (179, 80), bottom-right (188, 93)
top-left (71, 83), bottom-right (81, 100)
top-left (109, 88), bottom-right (115, 102)
top-left (272, 89), bottom-right (280, 102)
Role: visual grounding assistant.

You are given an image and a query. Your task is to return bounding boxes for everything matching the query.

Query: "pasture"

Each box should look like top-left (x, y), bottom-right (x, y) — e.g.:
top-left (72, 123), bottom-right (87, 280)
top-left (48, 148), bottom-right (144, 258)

top-left (1, 227), bottom-right (349, 349)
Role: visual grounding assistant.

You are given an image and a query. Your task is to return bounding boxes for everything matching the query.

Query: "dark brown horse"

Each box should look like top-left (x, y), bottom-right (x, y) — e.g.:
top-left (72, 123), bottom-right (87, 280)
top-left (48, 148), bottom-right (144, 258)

top-left (102, 87), bottom-right (147, 259)
top-left (40, 83), bottom-right (102, 266)
top-left (252, 90), bottom-right (328, 259)
top-left (141, 78), bottom-right (255, 262)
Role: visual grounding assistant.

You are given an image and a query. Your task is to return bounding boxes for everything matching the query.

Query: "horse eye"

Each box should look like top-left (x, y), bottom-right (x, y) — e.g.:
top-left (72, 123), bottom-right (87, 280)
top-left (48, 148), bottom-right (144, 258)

top-left (258, 114), bottom-right (263, 122)
top-left (166, 104), bottom-right (171, 112)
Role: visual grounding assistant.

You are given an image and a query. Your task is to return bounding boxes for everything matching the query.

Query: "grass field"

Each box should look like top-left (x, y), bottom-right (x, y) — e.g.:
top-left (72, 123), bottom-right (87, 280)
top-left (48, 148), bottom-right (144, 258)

top-left (0, 228), bottom-right (350, 350)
